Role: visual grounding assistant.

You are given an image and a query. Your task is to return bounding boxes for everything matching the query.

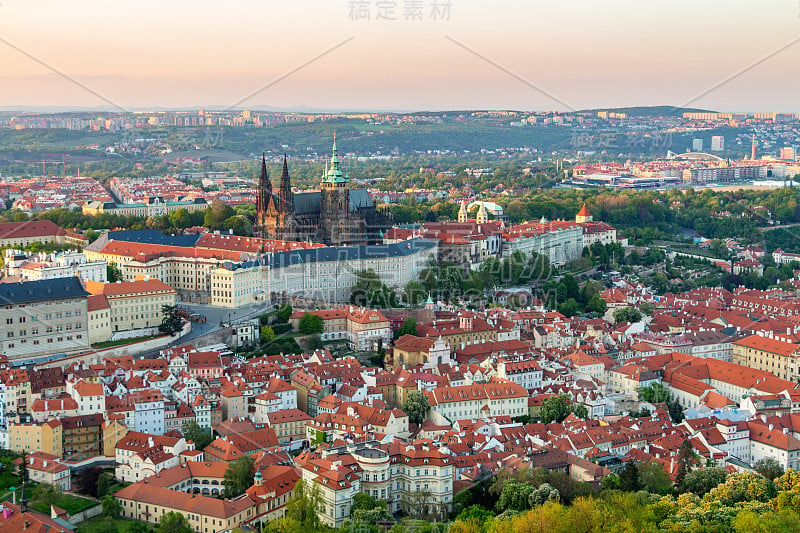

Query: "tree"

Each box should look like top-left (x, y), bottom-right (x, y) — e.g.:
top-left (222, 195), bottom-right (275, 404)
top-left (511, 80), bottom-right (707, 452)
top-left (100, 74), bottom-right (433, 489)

top-left (755, 457), bottom-right (784, 482)
top-left (573, 403), bottom-right (589, 419)
top-left (558, 298), bottom-right (581, 317)
top-left (223, 455), bottom-right (255, 498)
top-left (102, 494), bottom-right (122, 518)
top-left (128, 522), bottom-right (152, 533)
top-left (402, 389), bottom-right (429, 425)
top-left (32, 483), bottom-right (61, 508)
top-left (97, 472), bottom-right (112, 498)
top-left (203, 200), bottom-right (234, 231)
top-left (402, 281), bottom-right (426, 307)
top-left (675, 438), bottom-right (695, 487)
top-left (601, 473), bottom-right (620, 491)
top-left (638, 461), bottom-right (673, 495)
top-left (107, 262), bottom-right (123, 282)
top-left (351, 269), bottom-right (399, 308)
top-left (667, 397), bottom-right (685, 424)
top-left (276, 304), bottom-right (293, 323)
top-left (298, 313), bottom-right (324, 335)
top-left (586, 294), bottom-right (607, 314)
top-left (159, 305), bottom-right (183, 336)
top-left (639, 301), bottom-right (655, 316)
top-left (619, 462), bottom-right (642, 492)
top-left (637, 383), bottom-right (671, 403)
top-left (496, 481), bottom-right (535, 512)
top-left (351, 492), bottom-right (389, 524)
top-left (157, 511), bottom-right (194, 533)
top-left (393, 317), bottom-right (418, 340)
top-left (613, 306), bottom-right (642, 324)
top-left (222, 215), bottom-right (253, 236)
top-left (681, 467), bottom-right (727, 496)
top-left (169, 208), bottom-right (191, 229)
top-left (283, 480), bottom-right (322, 531)
top-left (260, 325), bottom-right (275, 343)
top-left (456, 504), bottom-right (495, 525)
top-left (540, 394), bottom-right (573, 424)
top-left (528, 483), bottom-right (560, 507)
top-left (181, 420), bottom-right (212, 450)
top-left (74, 466), bottom-right (103, 497)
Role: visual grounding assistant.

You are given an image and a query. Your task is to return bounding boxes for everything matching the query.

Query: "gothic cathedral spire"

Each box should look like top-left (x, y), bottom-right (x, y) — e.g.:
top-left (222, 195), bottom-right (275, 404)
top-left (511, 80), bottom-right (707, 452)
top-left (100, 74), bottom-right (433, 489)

top-left (279, 154), bottom-right (294, 215)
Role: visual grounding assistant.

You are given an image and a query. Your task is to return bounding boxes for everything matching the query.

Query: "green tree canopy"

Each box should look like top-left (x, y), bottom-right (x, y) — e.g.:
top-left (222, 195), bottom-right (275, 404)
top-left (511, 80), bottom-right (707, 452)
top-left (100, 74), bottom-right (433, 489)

top-left (298, 313), bottom-right (324, 335)
top-left (223, 455), bottom-right (255, 498)
top-left (157, 511), bottom-right (194, 533)
top-left (181, 420), bottom-right (213, 450)
top-left (276, 304), bottom-right (293, 323)
top-left (402, 389), bottom-right (430, 425)
top-left (350, 269), bottom-right (398, 308)
top-left (393, 317), bottom-right (418, 340)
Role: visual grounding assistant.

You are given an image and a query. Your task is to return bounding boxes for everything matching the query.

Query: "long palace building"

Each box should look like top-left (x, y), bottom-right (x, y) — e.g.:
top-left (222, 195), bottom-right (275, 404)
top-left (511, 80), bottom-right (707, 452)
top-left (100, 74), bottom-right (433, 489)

top-left (84, 229), bottom-right (436, 307)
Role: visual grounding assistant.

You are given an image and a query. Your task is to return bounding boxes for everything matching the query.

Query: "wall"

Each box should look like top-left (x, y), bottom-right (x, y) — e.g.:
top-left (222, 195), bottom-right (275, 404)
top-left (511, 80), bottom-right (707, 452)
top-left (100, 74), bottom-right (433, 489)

top-left (33, 321), bottom-right (191, 370)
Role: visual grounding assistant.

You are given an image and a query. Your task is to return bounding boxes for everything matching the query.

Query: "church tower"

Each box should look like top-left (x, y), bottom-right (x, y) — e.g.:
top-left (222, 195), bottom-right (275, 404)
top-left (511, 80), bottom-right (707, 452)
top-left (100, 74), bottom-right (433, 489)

top-left (320, 135), bottom-right (352, 245)
top-left (255, 154), bottom-right (279, 239)
top-left (277, 155), bottom-right (295, 240)
top-left (576, 205), bottom-right (593, 223)
top-left (476, 202), bottom-right (488, 224)
top-left (458, 199), bottom-right (468, 223)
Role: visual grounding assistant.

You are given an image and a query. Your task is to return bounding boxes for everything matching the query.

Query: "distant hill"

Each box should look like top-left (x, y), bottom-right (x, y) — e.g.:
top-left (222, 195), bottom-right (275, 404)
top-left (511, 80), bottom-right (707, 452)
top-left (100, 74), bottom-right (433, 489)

top-left (579, 105), bottom-right (716, 117)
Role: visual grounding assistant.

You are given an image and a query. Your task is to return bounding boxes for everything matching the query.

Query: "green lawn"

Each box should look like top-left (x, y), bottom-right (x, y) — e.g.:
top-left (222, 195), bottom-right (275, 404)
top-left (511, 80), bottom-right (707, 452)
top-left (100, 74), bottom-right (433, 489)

top-left (77, 516), bottom-right (154, 533)
top-left (30, 493), bottom-right (99, 515)
top-left (92, 335), bottom-right (159, 349)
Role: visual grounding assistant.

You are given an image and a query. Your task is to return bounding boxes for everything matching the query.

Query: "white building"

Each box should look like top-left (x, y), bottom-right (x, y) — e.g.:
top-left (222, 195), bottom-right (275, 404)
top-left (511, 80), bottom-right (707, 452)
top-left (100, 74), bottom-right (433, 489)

top-left (6, 251), bottom-right (107, 282)
top-left (425, 381), bottom-right (528, 423)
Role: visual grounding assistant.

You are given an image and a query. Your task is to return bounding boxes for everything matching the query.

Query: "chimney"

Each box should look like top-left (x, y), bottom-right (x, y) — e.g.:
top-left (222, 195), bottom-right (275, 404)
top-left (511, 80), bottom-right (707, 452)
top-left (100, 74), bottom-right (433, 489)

top-left (769, 424), bottom-right (774, 431)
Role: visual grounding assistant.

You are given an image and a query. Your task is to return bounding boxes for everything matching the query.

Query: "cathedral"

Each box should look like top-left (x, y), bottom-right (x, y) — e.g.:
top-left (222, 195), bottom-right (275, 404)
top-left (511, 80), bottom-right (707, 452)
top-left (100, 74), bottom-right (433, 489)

top-left (254, 138), bottom-right (391, 246)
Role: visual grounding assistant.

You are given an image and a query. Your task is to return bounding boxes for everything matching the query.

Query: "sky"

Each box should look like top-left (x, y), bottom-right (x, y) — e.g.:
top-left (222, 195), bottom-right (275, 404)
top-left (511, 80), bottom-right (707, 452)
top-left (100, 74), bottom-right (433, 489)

top-left (0, 0), bottom-right (799, 112)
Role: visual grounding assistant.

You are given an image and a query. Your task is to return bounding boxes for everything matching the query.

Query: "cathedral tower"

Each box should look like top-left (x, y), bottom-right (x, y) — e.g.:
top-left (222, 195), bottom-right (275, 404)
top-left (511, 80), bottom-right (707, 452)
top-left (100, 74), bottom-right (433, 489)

top-left (320, 135), bottom-right (352, 245)
top-left (277, 155), bottom-right (295, 240)
top-left (254, 154), bottom-right (278, 239)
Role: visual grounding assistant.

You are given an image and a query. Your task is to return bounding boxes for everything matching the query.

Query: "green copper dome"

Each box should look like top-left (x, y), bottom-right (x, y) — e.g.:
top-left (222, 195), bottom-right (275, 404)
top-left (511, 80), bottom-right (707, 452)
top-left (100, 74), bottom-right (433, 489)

top-left (321, 134), bottom-right (348, 184)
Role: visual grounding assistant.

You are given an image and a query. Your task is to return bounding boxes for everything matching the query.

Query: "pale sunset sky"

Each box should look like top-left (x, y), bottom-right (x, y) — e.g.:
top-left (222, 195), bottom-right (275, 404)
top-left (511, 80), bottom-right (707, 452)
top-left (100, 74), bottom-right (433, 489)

top-left (0, 0), bottom-right (798, 111)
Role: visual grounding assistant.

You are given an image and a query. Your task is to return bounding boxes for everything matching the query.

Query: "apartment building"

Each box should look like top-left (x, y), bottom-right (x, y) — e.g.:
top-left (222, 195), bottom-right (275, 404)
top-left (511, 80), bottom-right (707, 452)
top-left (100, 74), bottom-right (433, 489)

top-left (8, 420), bottom-right (63, 457)
top-left (0, 278), bottom-right (90, 360)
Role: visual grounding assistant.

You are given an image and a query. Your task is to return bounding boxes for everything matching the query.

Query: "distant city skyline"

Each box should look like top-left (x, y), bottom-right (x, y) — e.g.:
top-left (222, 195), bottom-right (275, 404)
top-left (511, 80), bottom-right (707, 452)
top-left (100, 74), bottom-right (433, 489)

top-left (1, 0), bottom-right (799, 112)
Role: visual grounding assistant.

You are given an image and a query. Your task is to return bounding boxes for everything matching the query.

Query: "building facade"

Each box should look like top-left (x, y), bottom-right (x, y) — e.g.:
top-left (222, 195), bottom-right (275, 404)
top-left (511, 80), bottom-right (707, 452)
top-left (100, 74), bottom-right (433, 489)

top-left (0, 278), bottom-right (90, 360)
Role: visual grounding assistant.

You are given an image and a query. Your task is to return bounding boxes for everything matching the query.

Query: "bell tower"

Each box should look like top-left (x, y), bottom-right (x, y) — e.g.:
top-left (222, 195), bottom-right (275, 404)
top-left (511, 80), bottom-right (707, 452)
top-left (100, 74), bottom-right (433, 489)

top-left (320, 135), bottom-right (351, 245)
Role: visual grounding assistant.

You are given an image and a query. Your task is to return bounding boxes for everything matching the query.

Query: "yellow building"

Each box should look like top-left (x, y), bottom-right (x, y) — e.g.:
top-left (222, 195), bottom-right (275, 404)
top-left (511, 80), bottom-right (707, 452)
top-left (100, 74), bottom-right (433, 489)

top-left (8, 420), bottom-right (63, 458)
top-left (265, 408), bottom-right (312, 445)
top-left (85, 277), bottom-right (177, 334)
top-left (87, 294), bottom-right (113, 344)
top-left (732, 335), bottom-right (800, 382)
